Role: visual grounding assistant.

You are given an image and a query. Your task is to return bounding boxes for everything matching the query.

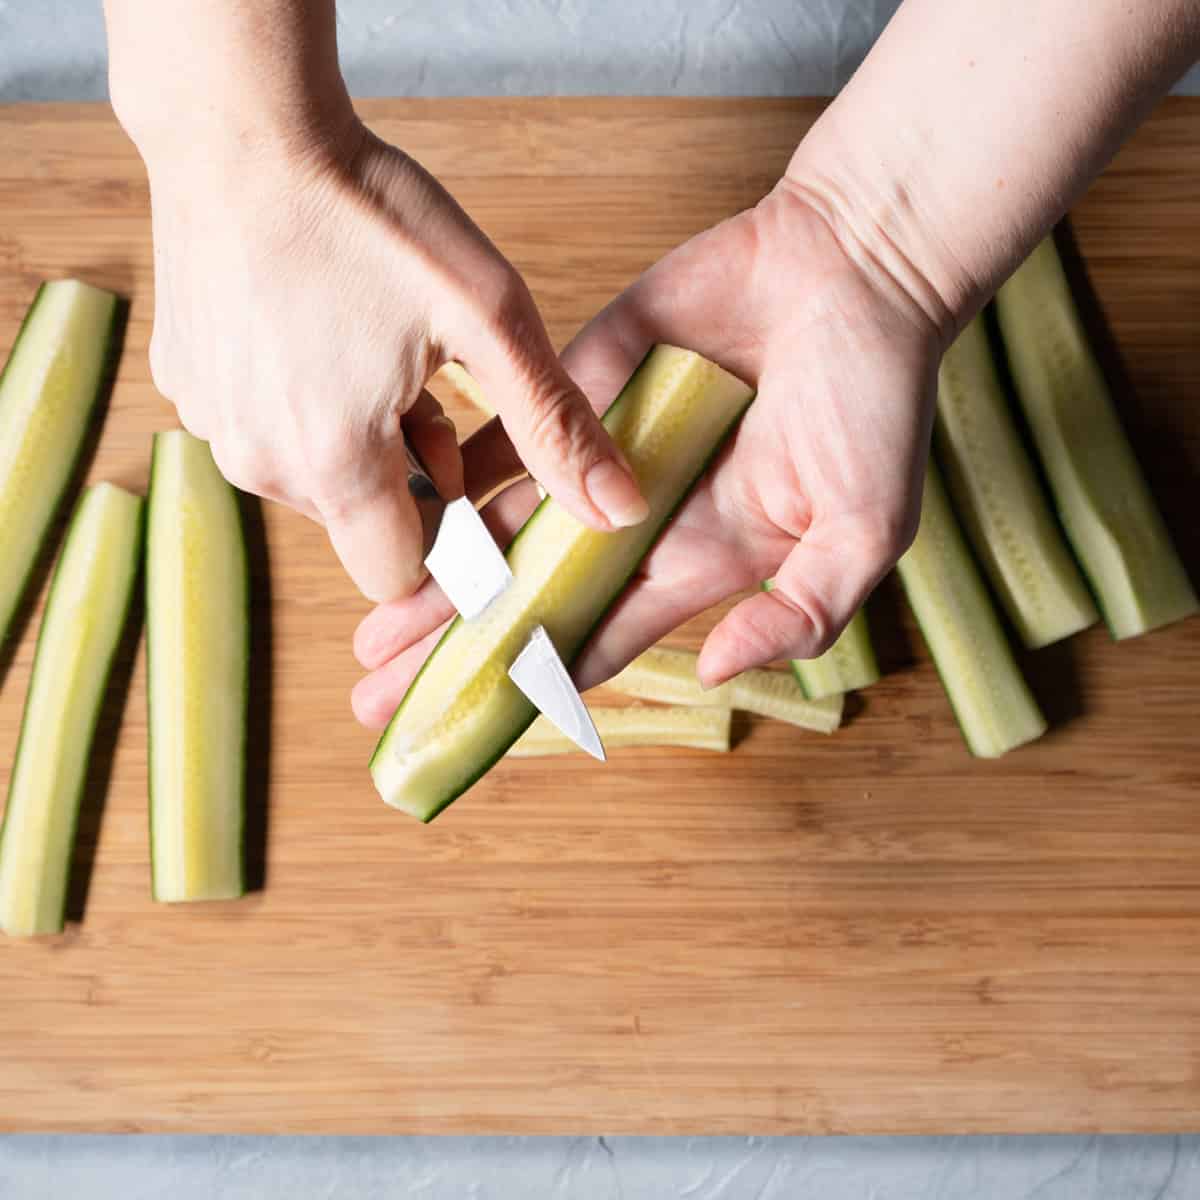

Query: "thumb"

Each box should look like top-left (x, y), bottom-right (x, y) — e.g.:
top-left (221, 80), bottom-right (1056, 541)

top-left (696, 512), bottom-right (903, 689)
top-left (318, 435), bottom-right (426, 604)
top-left (460, 279), bottom-right (649, 532)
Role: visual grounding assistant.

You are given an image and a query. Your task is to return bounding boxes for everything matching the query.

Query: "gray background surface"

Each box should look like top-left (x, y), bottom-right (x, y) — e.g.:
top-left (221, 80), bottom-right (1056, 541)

top-left (2, 2), bottom-right (1199, 1195)
top-left (2, 0), bottom-right (1198, 101)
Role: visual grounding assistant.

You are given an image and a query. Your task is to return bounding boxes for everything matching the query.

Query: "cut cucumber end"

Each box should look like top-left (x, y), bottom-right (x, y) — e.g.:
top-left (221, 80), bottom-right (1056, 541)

top-left (898, 465), bottom-right (1047, 758)
top-left (146, 431), bottom-right (248, 902)
top-left (0, 279), bottom-right (120, 650)
top-left (370, 346), bottom-right (755, 821)
top-left (0, 482), bottom-right (143, 937)
top-left (995, 236), bottom-right (1198, 640)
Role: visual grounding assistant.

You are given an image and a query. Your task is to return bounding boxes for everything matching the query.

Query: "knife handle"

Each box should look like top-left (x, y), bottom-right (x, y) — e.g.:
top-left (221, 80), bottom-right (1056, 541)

top-left (405, 444), bottom-right (445, 559)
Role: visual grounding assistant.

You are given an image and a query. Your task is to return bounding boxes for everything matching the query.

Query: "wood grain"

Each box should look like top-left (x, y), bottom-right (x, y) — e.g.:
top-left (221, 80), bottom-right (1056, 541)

top-left (0, 98), bottom-right (1198, 1134)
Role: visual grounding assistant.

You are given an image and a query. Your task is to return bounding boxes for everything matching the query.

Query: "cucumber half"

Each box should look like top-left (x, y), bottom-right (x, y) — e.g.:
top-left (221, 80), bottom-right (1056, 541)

top-left (0, 280), bottom-right (120, 652)
top-left (0, 483), bottom-right (143, 936)
top-left (897, 464), bottom-right (1047, 757)
top-left (371, 345), bottom-right (755, 821)
top-left (935, 313), bottom-right (1097, 648)
top-left (146, 431), bottom-right (248, 902)
top-left (995, 237), bottom-right (1197, 639)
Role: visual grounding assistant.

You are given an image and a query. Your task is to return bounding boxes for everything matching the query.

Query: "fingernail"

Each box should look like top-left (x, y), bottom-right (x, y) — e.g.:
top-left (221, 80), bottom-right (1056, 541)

top-left (585, 459), bottom-right (649, 529)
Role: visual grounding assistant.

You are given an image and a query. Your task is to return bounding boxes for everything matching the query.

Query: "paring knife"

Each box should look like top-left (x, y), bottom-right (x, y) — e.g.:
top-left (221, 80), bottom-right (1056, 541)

top-left (406, 446), bottom-right (605, 761)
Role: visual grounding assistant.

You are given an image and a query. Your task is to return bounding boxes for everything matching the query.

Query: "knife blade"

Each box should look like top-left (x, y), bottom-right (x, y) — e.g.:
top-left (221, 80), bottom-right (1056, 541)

top-left (507, 625), bottom-right (606, 762)
top-left (409, 447), bottom-right (511, 620)
top-left (407, 445), bottom-right (605, 760)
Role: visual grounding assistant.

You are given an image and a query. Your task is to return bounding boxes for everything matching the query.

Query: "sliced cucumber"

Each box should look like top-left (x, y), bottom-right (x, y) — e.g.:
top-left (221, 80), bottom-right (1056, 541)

top-left (509, 704), bottom-right (731, 757)
top-left (0, 484), bottom-right (142, 936)
top-left (897, 464), bottom-right (1046, 757)
top-left (609, 645), bottom-right (843, 733)
top-left (371, 345), bottom-right (755, 821)
top-left (0, 280), bottom-right (120, 652)
top-left (146, 431), bottom-right (248, 902)
top-left (995, 237), bottom-right (1197, 638)
top-left (935, 313), bottom-right (1097, 648)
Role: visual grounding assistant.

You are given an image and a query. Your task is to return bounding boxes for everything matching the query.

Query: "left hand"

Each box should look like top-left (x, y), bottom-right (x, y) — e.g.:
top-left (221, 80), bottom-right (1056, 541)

top-left (350, 178), bottom-right (947, 730)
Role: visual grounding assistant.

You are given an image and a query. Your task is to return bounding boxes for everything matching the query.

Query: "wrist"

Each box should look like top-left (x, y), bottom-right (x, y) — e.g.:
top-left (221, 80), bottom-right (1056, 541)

top-left (783, 114), bottom-right (979, 352)
top-left (106, 0), bottom-right (358, 184)
top-left (114, 72), bottom-right (360, 183)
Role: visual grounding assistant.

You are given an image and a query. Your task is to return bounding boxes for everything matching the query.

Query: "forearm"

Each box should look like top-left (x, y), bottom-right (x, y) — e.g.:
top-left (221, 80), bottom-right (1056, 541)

top-left (786, 0), bottom-right (1200, 342)
top-left (104, 0), bottom-right (357, 168)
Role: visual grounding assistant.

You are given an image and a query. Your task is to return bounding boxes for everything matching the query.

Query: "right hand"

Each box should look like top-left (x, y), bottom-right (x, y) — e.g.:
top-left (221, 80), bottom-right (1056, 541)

top-left (349, 177), bottom-right (946, 727)
top-left (136, 120), bottom-right (647, 602)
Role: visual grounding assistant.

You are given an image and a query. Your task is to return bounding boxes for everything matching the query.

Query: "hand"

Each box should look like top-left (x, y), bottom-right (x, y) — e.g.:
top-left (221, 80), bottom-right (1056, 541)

top-left (138, 122), bottom-right (647, 602)
top-left (350, 177), bottom-right (947, 728)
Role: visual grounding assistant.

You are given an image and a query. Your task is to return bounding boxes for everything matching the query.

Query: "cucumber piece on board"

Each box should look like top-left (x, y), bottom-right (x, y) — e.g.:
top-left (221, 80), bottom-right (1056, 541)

top-left (897, 464), bottom-right (1047, 758)
top-left (0, 483), bottom-right (143, 936)
top-left (146, 431), bottom-right (248, 902)
top-left (995, 237), bottom-right (1197, 639)
top-left (610, 644), bottom-right (843, 733)
top-left (0, 280), bottom-right (120, 652)
top-left (935, 313), bottom-right (1097, 648)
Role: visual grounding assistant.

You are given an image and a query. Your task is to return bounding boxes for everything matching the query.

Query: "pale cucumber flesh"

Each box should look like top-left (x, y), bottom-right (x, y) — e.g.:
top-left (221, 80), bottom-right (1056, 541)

top-left (146, 431), bottom-right (248, 902)
top-left (897, 464), bottom-right (1046, 757)
top-left (610, 645), bottom-right (843, 733)
top-left (0, 279), bottom-right (119, 650)
top-left (0, 483), bottom-right (143, 936)
top-left (995, 237), bottom-right (1197, 639)
top-left (371, 346), bottom-right (755, 821)
top-left (935, 312), bottom-right (1097, 648)
top-left (509, 705), bottom-right (731, 756)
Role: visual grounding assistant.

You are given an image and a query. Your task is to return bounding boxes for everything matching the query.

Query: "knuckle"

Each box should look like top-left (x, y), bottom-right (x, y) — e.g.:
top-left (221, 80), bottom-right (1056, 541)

top-left (210, 439), bottom-right (267, 494)
top-left (303, 428), bottom-right (363, 508)
top-left (769, 582), bottom-right (832, 654)
top-left (521, 379), bottom-right (592, 465)
top-left (483, 270), bottom-right (558, 380)
top-left (854, 505), bottom-right (917, 569)
top-left (480, 264), bottom-right (535, 335)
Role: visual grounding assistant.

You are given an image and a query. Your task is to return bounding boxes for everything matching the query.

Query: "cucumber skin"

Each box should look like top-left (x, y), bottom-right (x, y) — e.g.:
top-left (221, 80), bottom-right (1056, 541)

top-left (897, 467), bottom-right (1046, 758)
top-left (371, 359), bottom-right (754, 823)
top-left (145, 432), bottom-right (250, 900)
top-left (0, 488), bottom-right (144, 934)
top-left (995, 238), bottom-right (1197, 640)
top-left (0, 283), bottom-right (122, 652)
top-left (934, 312), bottom-right (1097, 650)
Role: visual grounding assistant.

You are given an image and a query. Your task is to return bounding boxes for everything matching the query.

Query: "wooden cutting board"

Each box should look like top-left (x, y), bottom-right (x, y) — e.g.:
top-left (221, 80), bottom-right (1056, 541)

top-left (0, 98), bottom-right (1198, 1135)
